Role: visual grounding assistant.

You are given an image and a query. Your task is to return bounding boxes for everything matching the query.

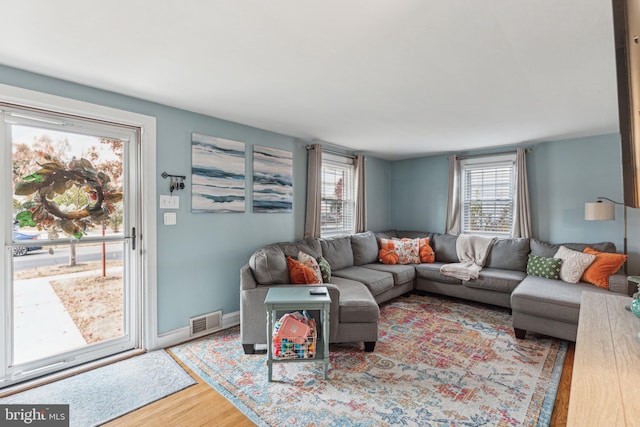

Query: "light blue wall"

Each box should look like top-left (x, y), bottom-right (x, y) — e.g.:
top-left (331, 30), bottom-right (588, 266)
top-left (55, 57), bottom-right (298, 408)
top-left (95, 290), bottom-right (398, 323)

top-left (153, 114), bottom-right (308, 333)
top-left (527, 134), bottom-right (622, 243)
top-left (389, 134), bottom-right (640, 275)
top-left (364, 156), bottom-right (392, 231)
top-left (390, 156), bottom-right (450, 232)
top-left (0, 64), bottom-right (391, 333)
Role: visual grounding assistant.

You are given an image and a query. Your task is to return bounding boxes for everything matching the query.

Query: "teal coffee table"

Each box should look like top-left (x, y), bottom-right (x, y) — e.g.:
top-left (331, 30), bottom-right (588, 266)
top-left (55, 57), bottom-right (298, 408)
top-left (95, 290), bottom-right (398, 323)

top-left (265, 286), bottom-right (331, 381)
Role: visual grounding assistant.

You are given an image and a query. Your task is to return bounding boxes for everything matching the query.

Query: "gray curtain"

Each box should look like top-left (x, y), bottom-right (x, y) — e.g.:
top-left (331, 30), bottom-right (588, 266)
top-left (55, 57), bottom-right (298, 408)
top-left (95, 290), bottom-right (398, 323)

top-left (355, 154), bottom-right (366, 232)
top-left (512, 147), bottom-right (532, 238)
top-left (304, 144), bottom-right (322, 238)
top-left (445, 155), bottom-right (460, 235)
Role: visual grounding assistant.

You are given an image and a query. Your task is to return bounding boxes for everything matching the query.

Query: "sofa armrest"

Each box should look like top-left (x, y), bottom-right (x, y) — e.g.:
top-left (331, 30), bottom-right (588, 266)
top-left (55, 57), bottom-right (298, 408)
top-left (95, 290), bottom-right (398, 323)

top-left (240, 264), bottom-right (258, 290)
top-left (608, 273), bottom-right (633, 296)
top-left (324, 284), bottom-right (341, 341)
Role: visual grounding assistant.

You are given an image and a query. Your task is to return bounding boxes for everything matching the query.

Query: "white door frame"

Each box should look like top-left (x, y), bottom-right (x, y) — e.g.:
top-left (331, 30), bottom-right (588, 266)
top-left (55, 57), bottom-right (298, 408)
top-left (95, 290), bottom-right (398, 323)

top-left (0, 84), bottom-right (158, 386)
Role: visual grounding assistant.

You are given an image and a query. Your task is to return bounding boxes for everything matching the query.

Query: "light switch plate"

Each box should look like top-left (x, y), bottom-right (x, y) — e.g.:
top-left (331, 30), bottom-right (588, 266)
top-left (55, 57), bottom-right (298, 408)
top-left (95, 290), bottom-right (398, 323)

top-left (160, 195), bottom-right (179, 209)
top-left (164, 212), bottom-right (177, 225)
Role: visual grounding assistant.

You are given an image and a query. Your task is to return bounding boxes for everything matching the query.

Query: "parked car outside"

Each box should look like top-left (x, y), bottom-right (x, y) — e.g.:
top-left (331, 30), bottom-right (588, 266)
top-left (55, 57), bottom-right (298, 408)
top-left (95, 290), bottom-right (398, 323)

top-left (12, 222), bottom-right (42, 256)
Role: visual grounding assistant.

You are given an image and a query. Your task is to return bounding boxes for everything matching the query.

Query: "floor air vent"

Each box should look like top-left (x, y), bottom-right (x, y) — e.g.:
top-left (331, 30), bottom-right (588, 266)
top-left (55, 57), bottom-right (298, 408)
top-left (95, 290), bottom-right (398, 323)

top-left (190, 310), bottom-right (222, 336)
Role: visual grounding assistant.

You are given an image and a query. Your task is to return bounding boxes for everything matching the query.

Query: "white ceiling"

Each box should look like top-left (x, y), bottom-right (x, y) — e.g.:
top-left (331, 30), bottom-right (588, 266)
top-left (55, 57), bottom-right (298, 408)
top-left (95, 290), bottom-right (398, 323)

top-left (0, 1), bottom-right (620, 160)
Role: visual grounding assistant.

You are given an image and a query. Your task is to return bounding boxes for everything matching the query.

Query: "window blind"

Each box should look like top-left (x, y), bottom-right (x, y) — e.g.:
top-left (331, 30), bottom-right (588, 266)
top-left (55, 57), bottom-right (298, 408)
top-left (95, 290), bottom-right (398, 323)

top-left (461, 159), bottom-right (515, 235)
top-left (320, 154), bottom-right (355, 236)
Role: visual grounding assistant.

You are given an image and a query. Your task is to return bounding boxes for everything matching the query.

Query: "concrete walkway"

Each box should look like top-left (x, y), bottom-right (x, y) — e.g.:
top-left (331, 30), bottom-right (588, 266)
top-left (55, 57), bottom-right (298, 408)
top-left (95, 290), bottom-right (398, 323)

top-left (13, 276), bottom-right (86, 364)
top-left (13, 267), bottom-right (122, 365)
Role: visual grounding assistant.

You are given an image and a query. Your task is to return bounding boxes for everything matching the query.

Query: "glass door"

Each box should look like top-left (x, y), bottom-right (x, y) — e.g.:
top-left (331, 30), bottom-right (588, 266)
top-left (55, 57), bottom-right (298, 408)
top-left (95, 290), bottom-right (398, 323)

top-left (1, 107), bottom-right (140, 387)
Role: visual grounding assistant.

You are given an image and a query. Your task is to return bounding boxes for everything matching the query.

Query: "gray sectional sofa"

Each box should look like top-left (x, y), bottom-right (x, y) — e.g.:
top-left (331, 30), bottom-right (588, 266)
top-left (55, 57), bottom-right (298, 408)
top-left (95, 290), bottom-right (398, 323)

top-left (240, 230), bottom-right (631, 353)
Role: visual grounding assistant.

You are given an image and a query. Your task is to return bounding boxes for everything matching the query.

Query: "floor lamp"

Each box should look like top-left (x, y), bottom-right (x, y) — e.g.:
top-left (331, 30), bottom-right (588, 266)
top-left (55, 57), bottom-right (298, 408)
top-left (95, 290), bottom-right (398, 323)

top-left (584, 197), bottom-right (627, 273)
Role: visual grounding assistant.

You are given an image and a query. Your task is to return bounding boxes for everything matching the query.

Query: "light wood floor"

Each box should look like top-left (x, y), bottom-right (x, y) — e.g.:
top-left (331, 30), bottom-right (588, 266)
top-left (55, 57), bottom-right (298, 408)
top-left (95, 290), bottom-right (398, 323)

top-left (104, 342), bottom-right (576, 427)
top-left (104, 350), bottom-right (254, 427)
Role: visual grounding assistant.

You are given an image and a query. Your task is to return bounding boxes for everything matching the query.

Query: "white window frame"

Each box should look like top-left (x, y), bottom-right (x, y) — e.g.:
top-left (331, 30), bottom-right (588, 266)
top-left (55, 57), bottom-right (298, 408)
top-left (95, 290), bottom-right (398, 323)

top-left (320, 152), bottom-right (356, 237)
top-left (460, 153), bottom-right (516, 237)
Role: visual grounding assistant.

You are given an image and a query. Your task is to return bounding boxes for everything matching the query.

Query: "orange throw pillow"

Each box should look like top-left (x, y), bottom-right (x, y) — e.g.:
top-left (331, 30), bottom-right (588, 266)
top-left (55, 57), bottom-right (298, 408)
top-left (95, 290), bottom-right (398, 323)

top-left (581, 247), bottom-right (627, 289)
top-left (418, 237), bottom-right (435, 263)
top-left (378, 248), bottom-right (399, 264)
top-left (287, 256), bottom-right (320, 284)
top-left (378, 238), bottom-right (400, 264)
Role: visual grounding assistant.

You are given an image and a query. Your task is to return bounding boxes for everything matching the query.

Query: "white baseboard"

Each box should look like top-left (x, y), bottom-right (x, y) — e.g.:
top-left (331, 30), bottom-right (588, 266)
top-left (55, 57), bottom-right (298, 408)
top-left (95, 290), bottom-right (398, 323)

top-left (154, 310), bottom-right (240, 350)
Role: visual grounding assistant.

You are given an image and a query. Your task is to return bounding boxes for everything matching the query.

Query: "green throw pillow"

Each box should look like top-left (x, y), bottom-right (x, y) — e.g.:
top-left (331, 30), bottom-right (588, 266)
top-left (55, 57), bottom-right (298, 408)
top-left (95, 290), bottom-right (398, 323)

top-left (317, 256), bottom-right (331, 283)
top-left (527, 254), bottom-right (562, 279)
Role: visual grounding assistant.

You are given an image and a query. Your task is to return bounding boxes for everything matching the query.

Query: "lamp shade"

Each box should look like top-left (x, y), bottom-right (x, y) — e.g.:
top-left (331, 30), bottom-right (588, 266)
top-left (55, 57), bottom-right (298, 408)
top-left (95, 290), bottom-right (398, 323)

top-left (585, 202), bottom-right (615, 220)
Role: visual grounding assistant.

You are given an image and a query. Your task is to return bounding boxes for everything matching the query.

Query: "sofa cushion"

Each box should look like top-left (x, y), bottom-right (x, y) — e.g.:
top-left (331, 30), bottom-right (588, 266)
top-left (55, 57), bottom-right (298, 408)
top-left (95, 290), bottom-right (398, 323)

top-left (565, 241), bottom-right (616, 253)
top-left (387, 238), bottom-right (420, 264)
top-left (320, 236), bottom-right (354, 270)
top-left (331, 276), bottom-right (380, 323)
top-left (511, 275), bottom-right (610, 324)
top-left (249, 244), bottom-right (289, 285)
top-left (351, 231), bottom-right (379, 265)
top-left (526, 254), bottom-right (562, 279)
top-left (287, 256), bottom-right (320, 284)
top-left (462, 268), bottom-right (526, 293)
top-left (395, 230), bottom-right (433, 240)
top-left (433, 233), bottom-right (459, 263)
top-left (485, 238), bottom-right (530, 272)
top-left (554, 246), bottom-right (596, 284)
top-left (414, 262), bottom-right (463, 285)
top-left (609, 273), bottom-right (632, 295)
top-left (374, 230), bottom-right (398, 239)
top-left (277, 238), bottom-right (322, 258)
top-left (317, 256), bottom-right (332, 283)
top-left (530, 238), bottom-right (616, 257)
top-left (332, 266), bottom-right (394, 296)
top-left (378, 248), bottom-right (399, 264)
top-left (418, 238), bottom-right (435, 263)
top-left (385, 237), bottom-right (433, 264)
top-left (362, 263), bottom-right (416, 285)
top-left (297, 251), bottom-right (323, 283)
top-left (581, 247), bottom-right (627, 289)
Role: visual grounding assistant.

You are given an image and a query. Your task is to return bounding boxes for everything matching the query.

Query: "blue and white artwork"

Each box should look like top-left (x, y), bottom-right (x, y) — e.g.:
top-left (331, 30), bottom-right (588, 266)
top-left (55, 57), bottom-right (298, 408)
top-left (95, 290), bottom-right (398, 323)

top-left (192, 133), bottom-right (245, 213)
top-left (252, 145), bottom-right (293, 213)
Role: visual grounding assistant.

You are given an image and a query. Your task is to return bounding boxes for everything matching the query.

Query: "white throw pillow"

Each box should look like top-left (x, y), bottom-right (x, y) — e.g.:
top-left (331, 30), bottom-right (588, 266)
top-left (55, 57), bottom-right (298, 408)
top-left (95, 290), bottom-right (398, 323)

top-left (297, 251), bottom-right (323, 284)
top-left (553, 246), bottom-right (596, 283)
top-left (391, 238), bottom-right (421, 264)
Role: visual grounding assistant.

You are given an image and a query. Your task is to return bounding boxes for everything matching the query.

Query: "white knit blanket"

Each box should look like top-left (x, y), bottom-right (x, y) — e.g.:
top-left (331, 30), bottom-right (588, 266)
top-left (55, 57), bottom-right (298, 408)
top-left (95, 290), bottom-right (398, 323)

top-left (440, 234), bottom-right (497, 280)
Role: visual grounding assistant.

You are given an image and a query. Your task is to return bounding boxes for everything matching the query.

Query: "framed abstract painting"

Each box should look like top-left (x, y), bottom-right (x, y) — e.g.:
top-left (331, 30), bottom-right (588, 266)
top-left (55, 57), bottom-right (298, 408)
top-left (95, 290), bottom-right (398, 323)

top-left (252, 145), bottom-right (293, 213)
top-left (192, 132), bottom-right (246, 213)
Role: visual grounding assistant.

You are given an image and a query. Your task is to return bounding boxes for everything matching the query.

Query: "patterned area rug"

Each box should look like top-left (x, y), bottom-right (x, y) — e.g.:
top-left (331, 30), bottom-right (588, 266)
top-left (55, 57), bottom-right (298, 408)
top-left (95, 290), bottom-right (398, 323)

top-left (171, 294), bottom-right (567, 426)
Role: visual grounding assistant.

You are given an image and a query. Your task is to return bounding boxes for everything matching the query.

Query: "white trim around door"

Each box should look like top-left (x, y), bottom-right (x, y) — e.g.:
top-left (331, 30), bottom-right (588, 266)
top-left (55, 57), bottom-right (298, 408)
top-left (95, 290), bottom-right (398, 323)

top-left (0, 84), bottom-right (158, 386)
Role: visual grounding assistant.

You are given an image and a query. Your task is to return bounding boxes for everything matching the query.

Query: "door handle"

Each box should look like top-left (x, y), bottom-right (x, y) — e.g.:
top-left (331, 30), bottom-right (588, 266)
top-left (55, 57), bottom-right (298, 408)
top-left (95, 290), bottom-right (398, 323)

top-left (125, 227), bottom-right (136, 250)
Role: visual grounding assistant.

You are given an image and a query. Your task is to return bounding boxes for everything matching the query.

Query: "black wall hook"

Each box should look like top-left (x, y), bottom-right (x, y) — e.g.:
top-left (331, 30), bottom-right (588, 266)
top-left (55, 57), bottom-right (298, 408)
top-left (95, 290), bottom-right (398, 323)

top-left (162, 172), bottom-right (187, 194)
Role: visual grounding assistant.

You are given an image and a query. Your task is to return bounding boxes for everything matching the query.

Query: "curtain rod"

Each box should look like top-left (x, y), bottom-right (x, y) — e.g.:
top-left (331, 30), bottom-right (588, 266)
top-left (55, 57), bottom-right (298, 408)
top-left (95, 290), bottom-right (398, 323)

top-left (455, 148), bottom-right (531, 160)
top-left (307, 144), bottom-right (356, 159)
